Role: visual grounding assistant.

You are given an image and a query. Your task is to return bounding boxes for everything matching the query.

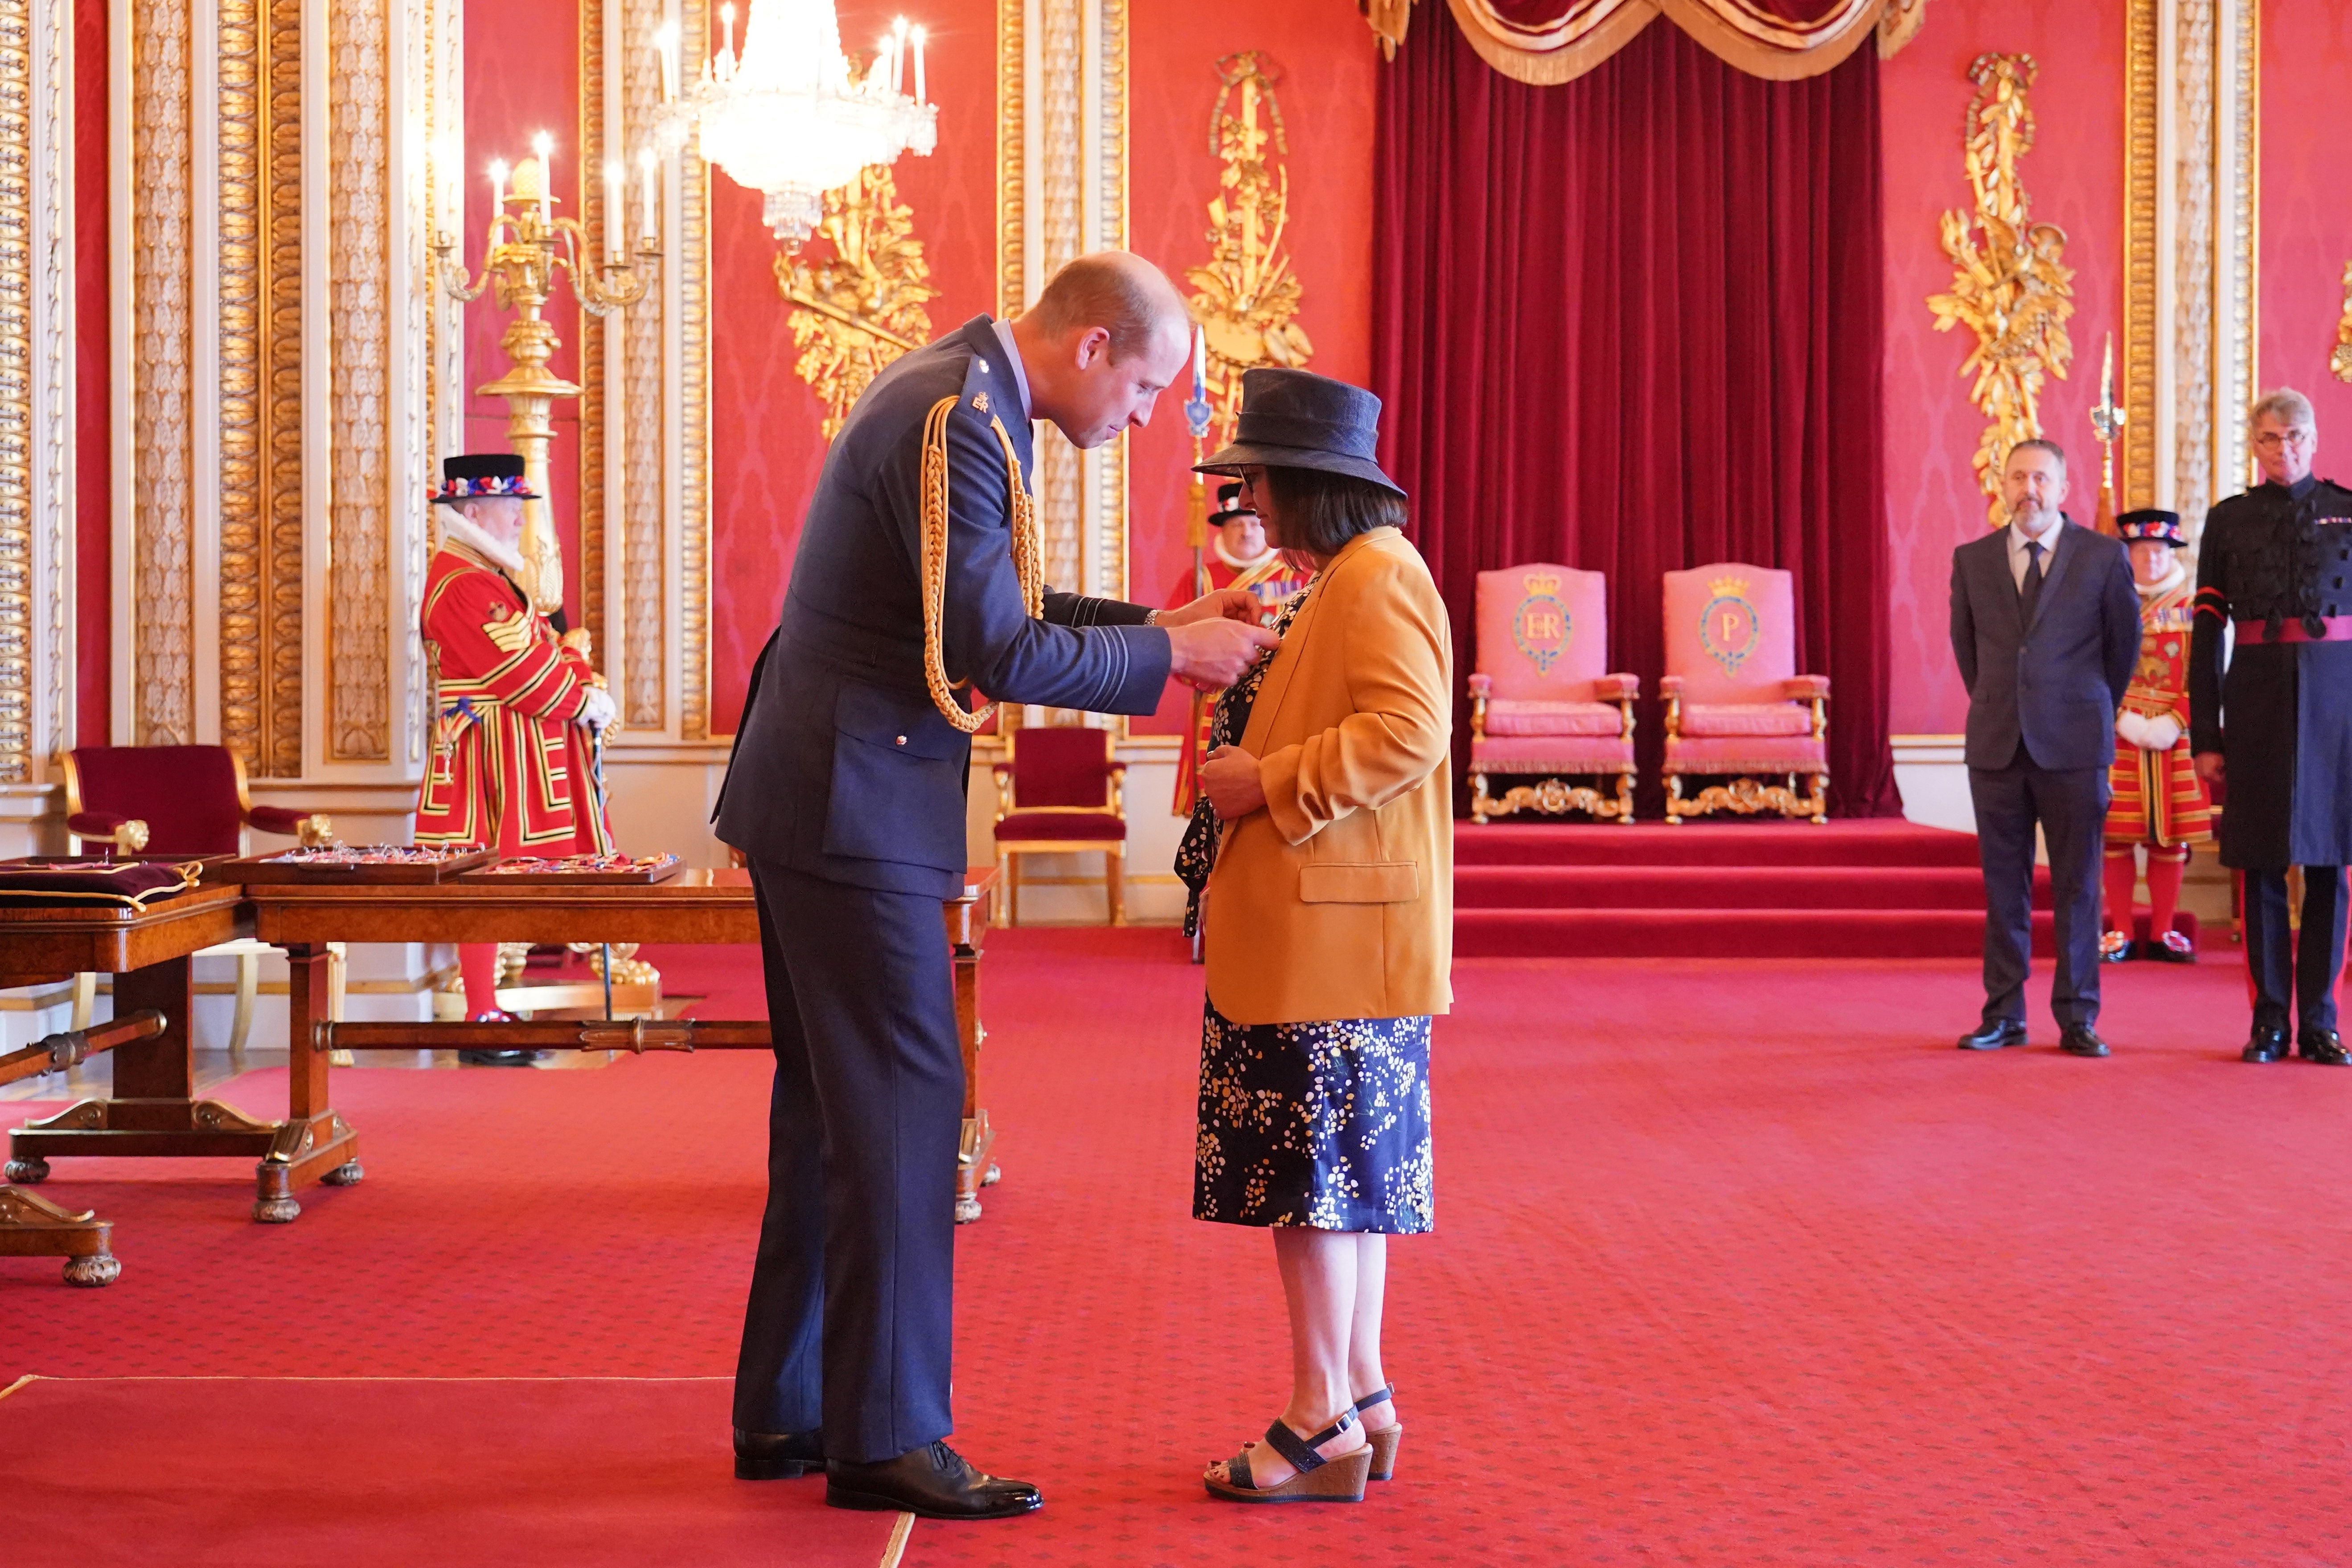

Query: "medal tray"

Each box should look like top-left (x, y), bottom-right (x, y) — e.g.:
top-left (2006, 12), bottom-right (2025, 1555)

top-left (221, 847), bottom-right (498, 884)
top-left (458, 854), bottom-right (683, 885)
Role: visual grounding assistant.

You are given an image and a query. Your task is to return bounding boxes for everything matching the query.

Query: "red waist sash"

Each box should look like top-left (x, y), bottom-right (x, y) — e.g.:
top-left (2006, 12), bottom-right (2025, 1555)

top-left (2234, 616), bottom-right (2352, 644)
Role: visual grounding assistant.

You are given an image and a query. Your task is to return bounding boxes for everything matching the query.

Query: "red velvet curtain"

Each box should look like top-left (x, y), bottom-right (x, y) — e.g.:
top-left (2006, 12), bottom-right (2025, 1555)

top-left (1373, 7), bottom-right (1899, 817)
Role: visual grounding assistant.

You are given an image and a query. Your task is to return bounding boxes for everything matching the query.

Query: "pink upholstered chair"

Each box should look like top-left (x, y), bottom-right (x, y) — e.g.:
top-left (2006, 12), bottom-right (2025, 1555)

top-left (1658, 564), bottom-right (1829, 823)
top-left (991, 724), bottom-right (1127, 926)
top-left (1467, 564), bottom-right (1638, 823)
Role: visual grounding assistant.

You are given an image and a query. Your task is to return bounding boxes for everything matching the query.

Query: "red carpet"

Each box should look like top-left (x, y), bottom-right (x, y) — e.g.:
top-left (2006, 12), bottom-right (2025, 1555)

top-left (8, 931), bottom-right (2348, 1565)
top-left (1456, 820), bottom-right (2084, 959)
top-left (0, 1375), bottom-right (900, 1567)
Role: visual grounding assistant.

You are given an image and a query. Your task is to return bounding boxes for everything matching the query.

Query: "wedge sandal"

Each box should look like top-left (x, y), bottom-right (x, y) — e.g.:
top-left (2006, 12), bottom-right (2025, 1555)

top-left (1203, 1409), bottom-right (1370, 1504)
top-left (1353, 1384), bottom-right (1404, 1482)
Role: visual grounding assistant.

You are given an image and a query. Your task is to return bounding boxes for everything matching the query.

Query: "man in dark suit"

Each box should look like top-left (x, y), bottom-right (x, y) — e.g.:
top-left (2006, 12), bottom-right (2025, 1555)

top-left (1949, 438), bottom-right (2141, 1057)
top-left (712, 252), bottom-right (1276, 1519)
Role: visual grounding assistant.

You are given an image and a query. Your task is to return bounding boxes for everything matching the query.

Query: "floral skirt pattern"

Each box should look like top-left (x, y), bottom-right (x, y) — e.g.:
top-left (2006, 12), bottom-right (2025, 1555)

top-left (1193, 1002), bottom-right (1434, 1234)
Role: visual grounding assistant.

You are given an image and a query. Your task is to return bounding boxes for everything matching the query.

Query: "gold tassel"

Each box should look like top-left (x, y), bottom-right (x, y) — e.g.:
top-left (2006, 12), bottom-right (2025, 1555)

top-left (920, 396), bottom-right (1043, 732)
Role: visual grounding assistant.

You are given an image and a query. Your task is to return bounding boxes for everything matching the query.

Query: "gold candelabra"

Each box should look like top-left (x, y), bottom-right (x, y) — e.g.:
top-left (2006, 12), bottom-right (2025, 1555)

top-left (431, 144), bottom-right (662, 613)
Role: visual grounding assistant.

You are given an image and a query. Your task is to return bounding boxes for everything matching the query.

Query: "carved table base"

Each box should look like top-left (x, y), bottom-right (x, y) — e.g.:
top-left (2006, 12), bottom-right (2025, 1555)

top-left (0, 1185), bottom-right (122, 1286)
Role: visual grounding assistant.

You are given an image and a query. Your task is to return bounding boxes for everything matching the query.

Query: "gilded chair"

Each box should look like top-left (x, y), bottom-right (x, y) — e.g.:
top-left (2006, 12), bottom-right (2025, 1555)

top-left (991, 724), bottom-right (1127, 927)
top-left (62, 746), bottom-right (343, 1052)
top-left (1467, 564), bottom-right (1638, 823)
top-left (1658, 565), bottom-right (1829, 824)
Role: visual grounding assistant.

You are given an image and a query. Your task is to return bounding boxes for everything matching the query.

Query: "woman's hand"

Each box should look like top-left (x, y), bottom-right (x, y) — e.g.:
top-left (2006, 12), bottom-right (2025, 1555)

top-left (1201, 745), bottom-right (1267, 820)
top-left (1162, 588), bottom-right (1266, 627)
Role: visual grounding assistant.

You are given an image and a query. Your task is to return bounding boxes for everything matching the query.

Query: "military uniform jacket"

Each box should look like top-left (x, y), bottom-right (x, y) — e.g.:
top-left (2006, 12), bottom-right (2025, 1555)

top-left (2188, 474), bottom-right (2352, 868)
top-left (714, 315), bottom-right (1171, 899)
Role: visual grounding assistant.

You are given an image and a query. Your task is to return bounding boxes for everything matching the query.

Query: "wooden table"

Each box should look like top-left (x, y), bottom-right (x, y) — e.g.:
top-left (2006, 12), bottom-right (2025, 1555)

top-left (0, 884), bottom-right (264, 1276)
top-left (243, 866), bottom-right (1003, 1224)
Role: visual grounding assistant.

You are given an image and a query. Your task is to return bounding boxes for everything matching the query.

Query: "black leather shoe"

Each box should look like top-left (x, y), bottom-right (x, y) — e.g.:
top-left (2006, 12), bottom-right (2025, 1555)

top-left (2242, 1026), bottom-right (2290, 1063)
top-left (2297, 1029), bottom-right (2350, 1066)
top-left (734, 1426), bottom-right (824, 1480)
top-left (1957, 1019), bottom-right (2028, 1051)
top-left (826, 1441), bottom-right (1043, 1520)
top-left (2058, 1025), bottom-right (2112, 1058)
top-left (456, 1049), bottom-right (542, 1066)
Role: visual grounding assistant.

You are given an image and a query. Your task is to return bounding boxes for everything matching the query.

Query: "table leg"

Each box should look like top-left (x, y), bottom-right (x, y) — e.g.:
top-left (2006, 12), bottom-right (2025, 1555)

top-left (8, 955), bottom-right (279, 1179)
top-left (949, 905), bottom-right (994, 1224)
top-left (251, 944), bottom-right (361, 1224)
top-left (0, 1186), bottom-right (121, 1286)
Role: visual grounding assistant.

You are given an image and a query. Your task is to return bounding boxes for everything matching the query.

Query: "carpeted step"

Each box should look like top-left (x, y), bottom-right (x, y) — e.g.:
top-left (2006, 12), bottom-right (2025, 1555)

top-left (1455, 819), bottom-right (1981, 868)
top-left (1453, 906), bottom-right (2059, 959)
top-left (1455, 863), bottom-right (2052, 911)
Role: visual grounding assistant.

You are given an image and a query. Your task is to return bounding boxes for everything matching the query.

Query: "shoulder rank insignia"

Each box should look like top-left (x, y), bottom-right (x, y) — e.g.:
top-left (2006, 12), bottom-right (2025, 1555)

top-left (482, 605), bottom-right (534, 654)
top-left (972, 392), bottom-right (990, 413)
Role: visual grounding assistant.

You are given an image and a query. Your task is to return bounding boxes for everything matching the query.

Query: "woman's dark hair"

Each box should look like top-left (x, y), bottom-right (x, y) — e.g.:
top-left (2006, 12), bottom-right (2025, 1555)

top-left (1258, 466), bottom-right (1408, 558)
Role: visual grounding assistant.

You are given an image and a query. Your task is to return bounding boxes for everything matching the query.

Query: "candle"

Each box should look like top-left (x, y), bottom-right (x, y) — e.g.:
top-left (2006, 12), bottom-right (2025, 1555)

top-left (532, 131), bottom-right (553, 228)
top-left (489, 158), bottom-right (508, 215)
top-left (1191, 323), bottom-right (1207, 396)
top-left (604, 161), bottom-right (624, 264)
top-left (654, 22), bottom-right (678, 103)
top-left (720, 4), bottom-right (735, 72)
top-left (891, 17), bottom-right (909, 94)
top-left (911, 25), bottom-right (927, 105)
top-left (876, 34), bottom-right (894, 92)
top-left (639, 148), bottom-right (658, 242)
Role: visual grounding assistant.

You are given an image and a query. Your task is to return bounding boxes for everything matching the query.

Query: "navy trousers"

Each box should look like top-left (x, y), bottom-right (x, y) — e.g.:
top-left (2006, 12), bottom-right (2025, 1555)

top-left (1970, 751), bottom-right (2109, 1028)
top-left (732, 858), bottom-right (963, 1462)
top-left (2242, 866), bottom-right (2349, 1034)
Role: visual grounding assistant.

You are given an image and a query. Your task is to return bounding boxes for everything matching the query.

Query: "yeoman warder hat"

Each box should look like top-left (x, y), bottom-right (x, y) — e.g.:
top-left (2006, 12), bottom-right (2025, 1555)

top-left (2117, 508), bottom-right (2186, 548)
top-left (1208, 480), bottom-right (1255, 525)
top-left (431, 452), bottom-right (540, 505)
top-left (1195, 368), bottom-right (1405, 497)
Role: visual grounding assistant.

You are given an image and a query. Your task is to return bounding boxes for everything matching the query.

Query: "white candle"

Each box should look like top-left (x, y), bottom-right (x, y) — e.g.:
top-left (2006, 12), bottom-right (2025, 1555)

top-left (720, 3), bottom-right (735, 70)
top-left (891, 17), bottom-right (908, 93)
top-left (604, 161), bottom-right (624, 264)
top-left (876, 35), bottom-right (894, 92)
top-left (911, 25), bottom-right (927, 105)
top-left (654, 22), bottom-right (678, 103)
top-left (489, 158), bottom-right (508, 215)
top-left (639, 148), bottom-right (658, 242)
top-left (532, 132), bottom-right (553, 227)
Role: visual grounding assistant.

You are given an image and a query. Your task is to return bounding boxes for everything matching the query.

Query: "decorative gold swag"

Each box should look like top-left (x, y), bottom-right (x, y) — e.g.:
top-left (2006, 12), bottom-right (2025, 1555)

top-left (920, 396), bottom-right (1044, 733)
top-left (1363, 0), bottom-right (1926, 83)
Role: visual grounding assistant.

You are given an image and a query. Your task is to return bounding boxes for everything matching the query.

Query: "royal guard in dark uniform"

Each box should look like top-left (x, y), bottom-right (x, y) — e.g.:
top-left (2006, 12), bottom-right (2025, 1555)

top-left (414, 454), bottom-right (617, 1052)
top-left (1170, 481), bottom-right (1312, 813)
top-left (2101, 509), bottom-right (2214, 962)
top-left (2188, 389), bottom-right (2352, 1064)
top-left (711, 253), bottom-right (1272, 1519)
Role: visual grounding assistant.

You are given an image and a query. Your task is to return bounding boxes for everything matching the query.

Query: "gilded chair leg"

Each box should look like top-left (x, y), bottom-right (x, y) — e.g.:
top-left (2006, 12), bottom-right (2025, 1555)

top-left (70, 971), bottom-right (94, 1031)
top-left (1810, 773), bottom-right (1830, 825)
top-left (1617, 770), bottom-right (1636, 824)
top-left (1470, 772), bottom-right (1491, 825)
top-left (1106, 848), bottom-right (1125, 928)
top-left (1665, 774), bottom-right (1686, 824)
top-left (229, 950), bottom-right (259, 1064)
top-left (1006, 854), bottom-right (1021, 928)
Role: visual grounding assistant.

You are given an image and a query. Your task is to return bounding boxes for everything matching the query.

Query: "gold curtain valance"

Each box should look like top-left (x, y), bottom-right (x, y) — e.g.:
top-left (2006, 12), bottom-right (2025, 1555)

top-left (1365, 0), bottom-right (1926, 83)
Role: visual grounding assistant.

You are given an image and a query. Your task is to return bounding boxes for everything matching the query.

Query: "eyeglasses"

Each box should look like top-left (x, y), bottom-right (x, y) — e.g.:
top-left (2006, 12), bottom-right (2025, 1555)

top-left (2253, 429), bottom-right (2314, 451)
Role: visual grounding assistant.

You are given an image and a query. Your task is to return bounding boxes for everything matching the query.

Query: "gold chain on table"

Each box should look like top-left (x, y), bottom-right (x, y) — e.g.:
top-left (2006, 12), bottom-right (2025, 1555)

top-left (920, 395), bottom-right (1043, 732)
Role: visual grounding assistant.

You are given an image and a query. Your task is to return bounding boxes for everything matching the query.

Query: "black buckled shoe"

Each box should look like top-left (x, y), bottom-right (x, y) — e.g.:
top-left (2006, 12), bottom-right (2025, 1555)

top-left (826, 1441), bottom-right (1043, 1520)
top-left (1957, 1019), bottom-right (2028, 1051)
top-left (2241, 1025), bottom-right (2290, 1063)
top-left (734, 1426), bottom-right (824, 1480)
top-left (2059, 1024), bottom-right (2112, 1058)
top-left (2297, 1029), bottom-right (2350, 1066)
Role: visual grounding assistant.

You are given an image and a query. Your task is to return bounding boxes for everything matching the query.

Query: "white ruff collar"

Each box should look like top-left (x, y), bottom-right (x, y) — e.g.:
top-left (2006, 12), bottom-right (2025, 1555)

top-left (1213, 535), bottom-right (1275, 573)
top-left (437, 512), bottom-right (529, 579)
top-left (2135, 560), bottom-right (2187, 599)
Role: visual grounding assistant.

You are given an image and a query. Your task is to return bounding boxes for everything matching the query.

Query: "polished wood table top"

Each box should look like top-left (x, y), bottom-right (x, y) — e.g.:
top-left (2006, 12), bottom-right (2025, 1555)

top-left (0, 883), bottom-right (250, 987)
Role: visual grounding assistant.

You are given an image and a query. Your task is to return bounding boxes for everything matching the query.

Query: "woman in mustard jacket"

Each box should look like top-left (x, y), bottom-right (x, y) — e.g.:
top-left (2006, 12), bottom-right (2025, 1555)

top-left (1184, 369), bottom-right (1454, 1504)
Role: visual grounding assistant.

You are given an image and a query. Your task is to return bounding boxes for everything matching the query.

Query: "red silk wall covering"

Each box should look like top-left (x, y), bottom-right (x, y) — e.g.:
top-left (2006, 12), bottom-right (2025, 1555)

top-left (2259, 0), bottom-right (2352, 462)
top-left (1879, 0), bottom-right (2126, 739)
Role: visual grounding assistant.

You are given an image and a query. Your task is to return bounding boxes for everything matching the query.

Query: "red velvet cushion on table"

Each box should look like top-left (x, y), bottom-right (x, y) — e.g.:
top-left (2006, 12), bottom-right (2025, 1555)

top-left (1679, 702), bottom-right (1813, 737)
top-left (70, 747), bottom-right (245, 855)
top-left (1007, 727), bottom-right (1116, 809)
top-left (1473, 734), bottom-right (1635, 772)
top-left (1484, 698), bottom-right (1625, 737)
top-left (994, 812), bottom-right (1128, 842)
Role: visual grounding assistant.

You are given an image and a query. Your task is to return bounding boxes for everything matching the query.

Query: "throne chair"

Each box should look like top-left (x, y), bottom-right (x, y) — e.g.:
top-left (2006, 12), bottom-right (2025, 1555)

top-left (1467, 564), bottom-right (1638, 823)
top-left (991, 723), bottom-right (1127, 926)
top-left (62, 746), bottom-right (343, 1051)
top-left (1658, 565), bottom-right (1829, 824)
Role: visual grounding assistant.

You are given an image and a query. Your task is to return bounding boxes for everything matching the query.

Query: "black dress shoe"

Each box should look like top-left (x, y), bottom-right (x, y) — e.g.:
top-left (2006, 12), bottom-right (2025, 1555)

top-left (826, 1441), bottom-right (1043, 1520)
top-left (457, 1049), bottom-right (542, 1066)
top-left (2297, 1029), bottom-right (2350, 1066)
top-left (2058, 1024), bottom-right (2112, 1058)
top-left (734, 1426), bottom-right (824, 1480)
top-left (2242, 1025), bottom-right (2290, 1063)
top-left (1956, 1019), bottom-right (2028, 1051)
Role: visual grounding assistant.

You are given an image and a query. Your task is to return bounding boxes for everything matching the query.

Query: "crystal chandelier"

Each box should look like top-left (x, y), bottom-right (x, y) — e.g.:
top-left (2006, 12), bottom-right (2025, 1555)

top-left (653, 1), bottom-right (937, 245)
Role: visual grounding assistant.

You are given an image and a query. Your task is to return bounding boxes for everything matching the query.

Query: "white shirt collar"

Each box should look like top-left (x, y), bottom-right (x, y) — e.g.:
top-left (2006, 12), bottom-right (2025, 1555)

top-left (2007, 517), bottom-right (2064, 560)
top-left (989, 318), bottom-right (1031, 421)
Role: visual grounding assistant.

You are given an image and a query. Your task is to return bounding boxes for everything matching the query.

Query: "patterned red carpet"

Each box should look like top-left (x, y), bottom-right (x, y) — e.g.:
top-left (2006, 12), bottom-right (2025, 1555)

top-left (6, 930), bottom-right (2349, 1566)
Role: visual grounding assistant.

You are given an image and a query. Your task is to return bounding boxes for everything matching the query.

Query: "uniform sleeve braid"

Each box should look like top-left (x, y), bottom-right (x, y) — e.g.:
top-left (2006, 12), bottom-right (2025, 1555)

top-left (920, 396), bottom-right (1045, 732)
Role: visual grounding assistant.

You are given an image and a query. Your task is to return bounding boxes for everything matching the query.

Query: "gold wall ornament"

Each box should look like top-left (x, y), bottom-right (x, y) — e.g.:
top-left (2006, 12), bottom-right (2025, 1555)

top-left (775, 166), bottom-right (938, 440)
top-left (0, 0), bottom-right (33, 781)
top-left (1926, 52), bottom-right (2075, 528)
top-left (1186, 52), bottom-right (1313, 449)
top-left (2333, 262), bottom-right (2352, 383)
top-left (133, 0), bottom-right (196, 747)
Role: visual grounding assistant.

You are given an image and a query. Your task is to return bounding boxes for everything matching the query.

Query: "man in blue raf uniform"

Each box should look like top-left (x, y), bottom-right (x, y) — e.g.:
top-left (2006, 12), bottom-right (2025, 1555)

top-left (2189, 388), bottom-right (2352, 1065)
top-left (713, 252), bottom-right (1276, 1519)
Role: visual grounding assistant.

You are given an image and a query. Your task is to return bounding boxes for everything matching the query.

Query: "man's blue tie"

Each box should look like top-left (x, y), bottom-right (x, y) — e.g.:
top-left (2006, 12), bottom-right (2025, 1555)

top-left (2021, 538), bottom-right (2046, 624)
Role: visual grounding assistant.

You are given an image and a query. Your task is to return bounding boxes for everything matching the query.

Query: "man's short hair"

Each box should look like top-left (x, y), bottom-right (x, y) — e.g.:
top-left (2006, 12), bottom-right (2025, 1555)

top-left (2249, 387), bottom-right (2316, 435)
top-left (1027, 252), bottom-right (1187, 361)
top-left (2007, 437), bottom-right (2067, 473)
